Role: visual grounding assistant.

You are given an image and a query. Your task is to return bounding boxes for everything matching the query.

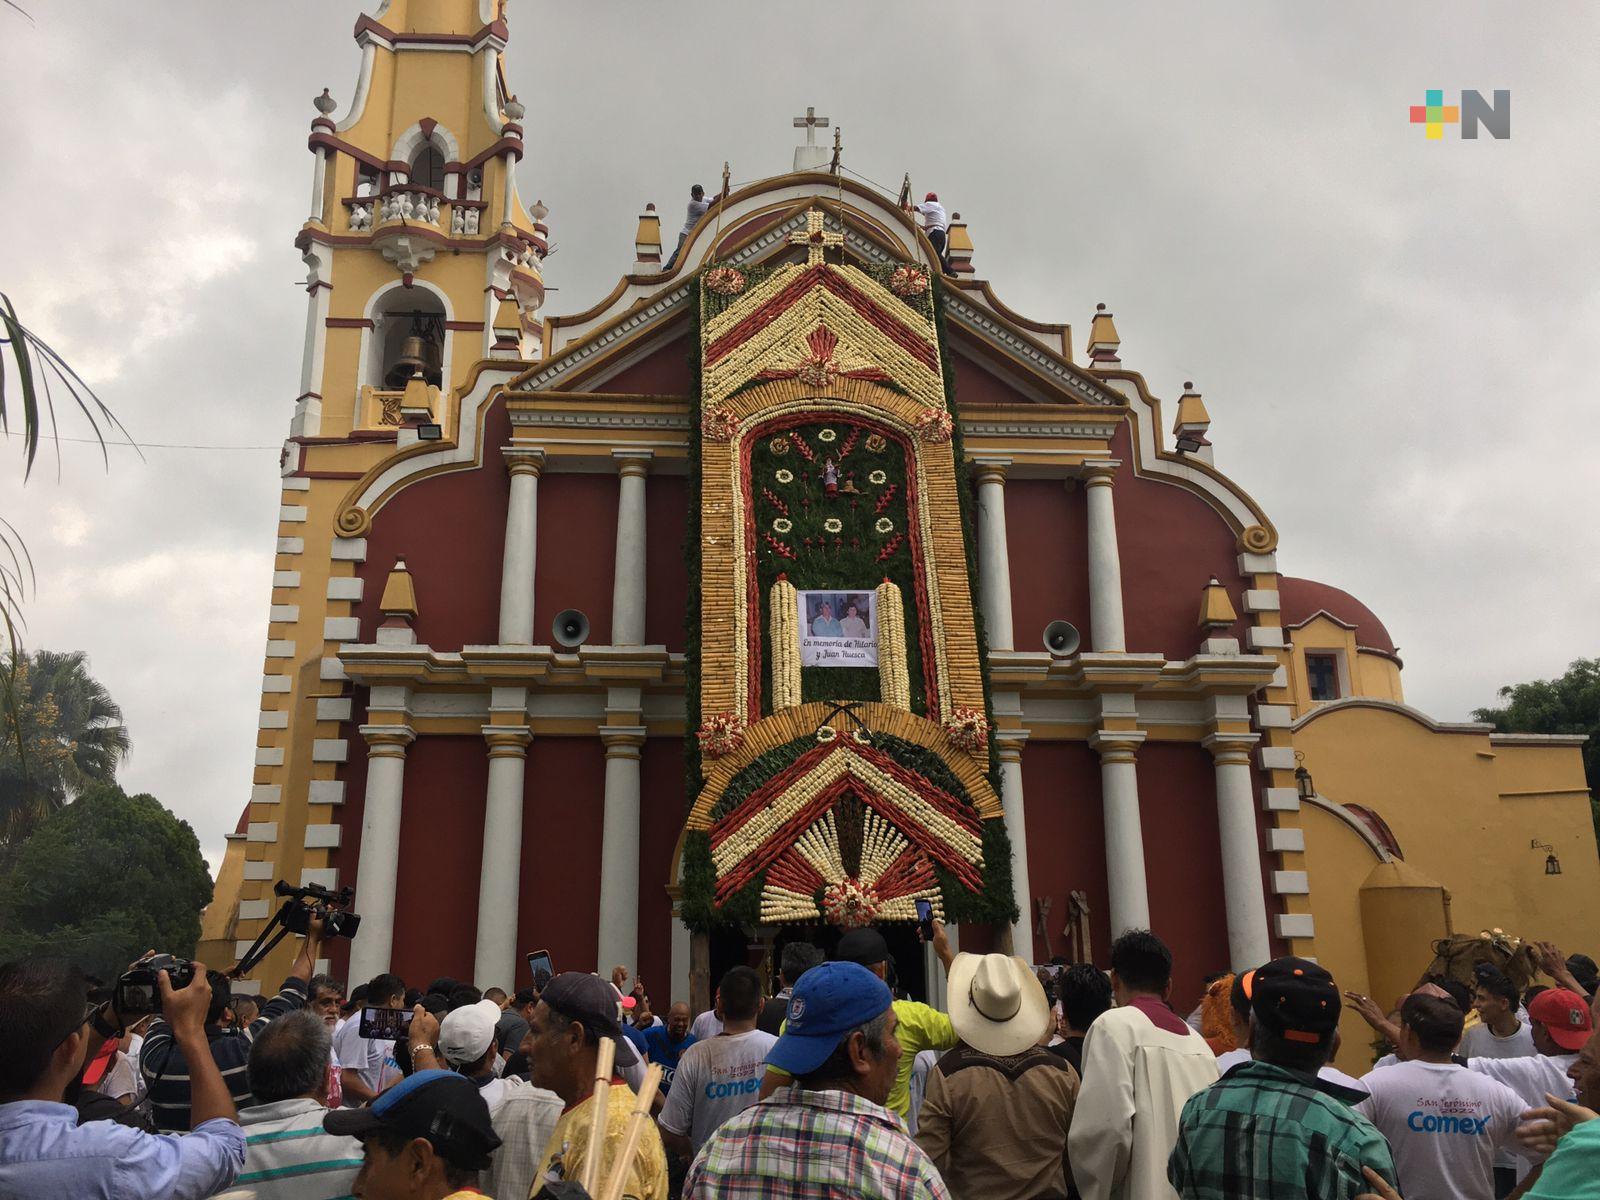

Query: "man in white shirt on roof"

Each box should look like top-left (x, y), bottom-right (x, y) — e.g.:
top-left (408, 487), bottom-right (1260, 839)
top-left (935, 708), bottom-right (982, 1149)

top-left (915, 192), bottom-right (948, 268)
top-left (1069, 930), bottom-right (1219, 1200)
top-left (1358, 993), bottom-right (1535, 1200)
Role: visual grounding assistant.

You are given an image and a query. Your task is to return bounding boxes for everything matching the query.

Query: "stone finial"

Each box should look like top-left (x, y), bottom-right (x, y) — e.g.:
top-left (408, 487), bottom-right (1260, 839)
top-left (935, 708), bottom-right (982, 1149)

top-left (634, 203), bottom-right (663, 274)
top-left (1088, 304), bottom-right (1121, 366)
top-left (491, 293), bottom-right (523, 358)
top-left (528, 198), bottom-right (549, 223)
top-left (313, 88), bottom-right (337, 115)
top-left (503, 94), bottom-right (526, 122)
top-left (377, 557), bottom-right (419, 645)
top-left (1197, 576), bottom-right (1238, 631)
top-left (945, 212), bottom-right (975, 275)
top-left (1173, 380), bottom-right (1213, 459)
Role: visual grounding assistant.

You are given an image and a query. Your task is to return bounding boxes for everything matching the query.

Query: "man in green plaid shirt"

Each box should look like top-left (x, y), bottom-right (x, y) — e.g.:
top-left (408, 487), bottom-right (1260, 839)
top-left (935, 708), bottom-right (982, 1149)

top-left (684, 961), bottom-right (948, 1199)
top-left (1169, 958), bottom-right (1395, 1200)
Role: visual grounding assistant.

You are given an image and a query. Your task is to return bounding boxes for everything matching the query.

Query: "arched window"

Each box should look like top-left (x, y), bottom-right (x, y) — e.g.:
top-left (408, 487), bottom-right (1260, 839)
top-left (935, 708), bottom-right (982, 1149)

top-left (370, 287), bottom-right (447, 389)
top-left (408, 143), bottom-right (446, 192)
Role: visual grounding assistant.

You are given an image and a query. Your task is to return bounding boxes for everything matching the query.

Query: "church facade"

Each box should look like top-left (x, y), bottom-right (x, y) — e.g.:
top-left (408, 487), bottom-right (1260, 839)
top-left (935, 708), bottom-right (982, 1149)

top-left (209, 0), bottom-right (1597, 1065)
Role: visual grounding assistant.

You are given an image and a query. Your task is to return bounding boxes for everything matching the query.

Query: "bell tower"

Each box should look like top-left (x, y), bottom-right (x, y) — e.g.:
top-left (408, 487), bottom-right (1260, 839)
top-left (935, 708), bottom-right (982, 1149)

top-left (230, 0), bottom-right (548, 989)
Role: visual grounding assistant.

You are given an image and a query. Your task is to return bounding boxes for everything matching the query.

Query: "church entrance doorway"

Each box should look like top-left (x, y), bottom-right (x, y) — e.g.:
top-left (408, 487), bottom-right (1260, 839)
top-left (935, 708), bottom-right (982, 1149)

top-left (707, 922), bottom-right (930, 1008)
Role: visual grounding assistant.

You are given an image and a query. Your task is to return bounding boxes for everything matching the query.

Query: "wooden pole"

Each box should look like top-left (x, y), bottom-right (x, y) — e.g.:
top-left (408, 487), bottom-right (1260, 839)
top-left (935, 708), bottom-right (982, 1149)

top-left (597, 1064), bottom-right (665, 1200)
top-left (577, 1037), bottom-right (615, 1195)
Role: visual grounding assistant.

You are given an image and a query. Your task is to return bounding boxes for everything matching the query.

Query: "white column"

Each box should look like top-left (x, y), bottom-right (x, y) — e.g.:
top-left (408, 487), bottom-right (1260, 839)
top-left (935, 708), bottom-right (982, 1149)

top-left (611, 452), bottom-right (651, 647)
top-left (670, 910), bottom-right (691, 1005)
top-left (309, 146), bottom-right (328, 223)
top-left (290, 245), bottom-right (332, 439)
top-left (996, 731), bottom-right (1034, 959)
top-left (974, 459), bottom-right (1015, 651)
top-left (1083, 462), bottom-right (1127, 653)
top-left (1205, 732), bottom-right (1272, 969)
top-left (596, 727), bottom-right (646, 974)
top-left (1090, 729), bottom-right (1150, 937)
top-left (498, 448), bottom-right (543, 645)
top-left (474, 725), bottom-right (531, 988)
top-left (347, 725), bottom-right (415, 986)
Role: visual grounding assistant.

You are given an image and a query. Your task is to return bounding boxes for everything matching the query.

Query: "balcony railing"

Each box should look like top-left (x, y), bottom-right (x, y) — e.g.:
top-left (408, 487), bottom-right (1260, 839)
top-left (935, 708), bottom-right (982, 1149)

top-left (343, 190), bottom-right (489, 237)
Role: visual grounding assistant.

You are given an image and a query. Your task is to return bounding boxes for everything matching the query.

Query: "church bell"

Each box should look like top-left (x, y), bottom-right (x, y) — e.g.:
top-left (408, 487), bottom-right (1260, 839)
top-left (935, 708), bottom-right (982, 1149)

top-left (385, 315), bottom-right (444, 389)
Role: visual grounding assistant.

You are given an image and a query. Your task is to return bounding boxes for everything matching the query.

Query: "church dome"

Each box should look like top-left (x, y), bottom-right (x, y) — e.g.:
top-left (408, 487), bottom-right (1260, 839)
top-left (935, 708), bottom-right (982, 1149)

top-left (1278, 577), bottom-right (1400, 662)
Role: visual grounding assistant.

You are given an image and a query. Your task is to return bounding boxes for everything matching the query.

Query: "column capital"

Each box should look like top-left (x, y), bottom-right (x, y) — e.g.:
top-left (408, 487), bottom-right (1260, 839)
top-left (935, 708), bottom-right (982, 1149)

top-left (600, 725), bottom-right (647, 758)
top-left (482, 724), bottom-right (533, 756)
top-left (1080, 459), bottom-right (1122, 487)
top-left (502, 445), bottom-right (545, 477)
top-left (360, 724), bottom-right (416, 755)
top-left (971, 456), bottom-right (1011, 487)
top-left (613, 448), bottom-right (654, 478)
top-left (1089, 727), bottom-right (1146, 762)
top-left (1202, 730), bottom-right (1261, 763)
top-left (994, 726), bottom-right (1030, 762)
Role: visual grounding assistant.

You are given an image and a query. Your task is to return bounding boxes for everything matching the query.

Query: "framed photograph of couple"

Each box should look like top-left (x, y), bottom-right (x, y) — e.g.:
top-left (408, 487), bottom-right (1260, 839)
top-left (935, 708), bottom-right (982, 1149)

top-left (797, 589), bottom-right (877, 667)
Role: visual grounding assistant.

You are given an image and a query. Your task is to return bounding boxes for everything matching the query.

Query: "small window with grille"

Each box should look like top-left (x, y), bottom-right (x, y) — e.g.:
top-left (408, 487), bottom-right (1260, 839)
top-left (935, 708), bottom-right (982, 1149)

top-left (1306, 653), bottom-right (1340, 702)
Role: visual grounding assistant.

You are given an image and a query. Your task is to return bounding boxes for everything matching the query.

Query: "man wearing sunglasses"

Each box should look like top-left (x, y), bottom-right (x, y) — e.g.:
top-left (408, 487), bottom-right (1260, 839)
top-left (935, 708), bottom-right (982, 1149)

top-left (0, 957), bottom-right (245, 1197)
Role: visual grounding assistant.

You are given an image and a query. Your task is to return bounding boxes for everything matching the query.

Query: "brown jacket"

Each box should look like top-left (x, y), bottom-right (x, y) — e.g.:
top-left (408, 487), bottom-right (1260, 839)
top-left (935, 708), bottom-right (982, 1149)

top-left (914, 1042), bottom-right (1080, 1200)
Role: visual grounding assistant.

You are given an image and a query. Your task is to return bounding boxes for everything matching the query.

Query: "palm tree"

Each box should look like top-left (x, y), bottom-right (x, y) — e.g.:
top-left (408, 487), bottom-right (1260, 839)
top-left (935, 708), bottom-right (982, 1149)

top-left (0, 650), bottom-right (130, 845)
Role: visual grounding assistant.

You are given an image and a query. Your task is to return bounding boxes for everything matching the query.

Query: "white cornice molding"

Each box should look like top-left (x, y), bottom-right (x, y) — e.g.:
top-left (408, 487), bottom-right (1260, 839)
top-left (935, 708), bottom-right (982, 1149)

top-left (940, 290), bottom-right (1115, 407)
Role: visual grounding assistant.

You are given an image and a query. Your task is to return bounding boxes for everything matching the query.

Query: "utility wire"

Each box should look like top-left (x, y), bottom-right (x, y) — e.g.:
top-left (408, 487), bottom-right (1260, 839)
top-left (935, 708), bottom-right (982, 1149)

top-left (1, 431), bottom-right (277, 451)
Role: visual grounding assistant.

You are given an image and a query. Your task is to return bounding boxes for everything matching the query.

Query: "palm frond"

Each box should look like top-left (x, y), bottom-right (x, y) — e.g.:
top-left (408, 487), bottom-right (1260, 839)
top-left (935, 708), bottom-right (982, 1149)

top-left (1, 1), bottom-right (35, 22)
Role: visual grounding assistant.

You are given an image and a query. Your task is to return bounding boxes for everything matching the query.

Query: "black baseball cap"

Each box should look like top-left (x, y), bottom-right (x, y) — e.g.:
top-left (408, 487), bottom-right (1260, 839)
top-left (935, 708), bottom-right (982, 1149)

top-left (834, 928), bottom-right (889, 967)
top-left (539, 972), bottom-right (640, 1068)
top-left (324, 1070), bottom-right (501, 1170)
top-left (1249, 957), bottom-right (1341, 1044)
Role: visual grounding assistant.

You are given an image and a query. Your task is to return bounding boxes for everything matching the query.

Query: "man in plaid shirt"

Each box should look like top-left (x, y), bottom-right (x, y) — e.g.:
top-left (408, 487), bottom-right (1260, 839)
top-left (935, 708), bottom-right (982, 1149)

top-left (1168, 957), bottom-right (1395, 1200)
top-left (684, 961), bottom-right (949, 1199)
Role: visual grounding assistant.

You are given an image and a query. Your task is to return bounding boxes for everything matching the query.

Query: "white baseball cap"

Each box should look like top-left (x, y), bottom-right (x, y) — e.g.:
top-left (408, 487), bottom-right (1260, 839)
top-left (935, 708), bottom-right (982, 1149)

top-left (439, 999), bottom-right (502, 1066)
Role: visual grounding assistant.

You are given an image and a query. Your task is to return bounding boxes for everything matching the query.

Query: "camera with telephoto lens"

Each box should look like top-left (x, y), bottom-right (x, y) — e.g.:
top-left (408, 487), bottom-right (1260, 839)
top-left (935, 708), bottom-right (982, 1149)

top-left (114, 953), bottom-right (197, 1016)
top-left (273, 879), bottom-right (362, 939)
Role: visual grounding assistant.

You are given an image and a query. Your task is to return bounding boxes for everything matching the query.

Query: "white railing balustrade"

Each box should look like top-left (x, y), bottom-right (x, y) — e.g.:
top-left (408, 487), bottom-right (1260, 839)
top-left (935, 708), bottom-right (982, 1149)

top-left (379, 190), bottom-right (441, 226)
top-left (451, 205), bottom-right (481, 236)
top-left (349, 202), bottom-right (374, 232)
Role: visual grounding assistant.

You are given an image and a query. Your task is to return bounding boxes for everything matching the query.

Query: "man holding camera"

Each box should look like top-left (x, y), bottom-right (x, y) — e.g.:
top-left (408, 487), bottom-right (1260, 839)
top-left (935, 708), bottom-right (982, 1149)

top-left (141, 913), bottom-right (325, 1130)
top-left (0, 959), bottom-right (246, 1196)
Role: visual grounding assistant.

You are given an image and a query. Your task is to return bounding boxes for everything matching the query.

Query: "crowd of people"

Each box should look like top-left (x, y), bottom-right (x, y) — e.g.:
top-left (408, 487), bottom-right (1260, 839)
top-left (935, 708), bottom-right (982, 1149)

top-left (2, 912), bottom-right (1599, 1200)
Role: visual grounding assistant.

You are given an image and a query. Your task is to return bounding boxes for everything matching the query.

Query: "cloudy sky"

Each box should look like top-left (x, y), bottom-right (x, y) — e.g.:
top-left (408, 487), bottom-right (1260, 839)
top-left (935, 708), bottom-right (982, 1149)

top-left (2, 1), bottom-right (1595, 873)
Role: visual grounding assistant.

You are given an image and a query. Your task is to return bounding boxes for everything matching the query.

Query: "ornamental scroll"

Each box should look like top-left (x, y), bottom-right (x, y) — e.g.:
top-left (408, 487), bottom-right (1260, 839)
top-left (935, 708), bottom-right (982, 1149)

top-left (683, 215), bottom-right (1015, 932)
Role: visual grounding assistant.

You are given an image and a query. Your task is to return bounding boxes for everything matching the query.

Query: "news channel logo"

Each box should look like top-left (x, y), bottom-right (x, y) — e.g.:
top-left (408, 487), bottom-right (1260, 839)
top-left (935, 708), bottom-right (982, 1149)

top-left (1409, 89), bottom-right (1510, 140)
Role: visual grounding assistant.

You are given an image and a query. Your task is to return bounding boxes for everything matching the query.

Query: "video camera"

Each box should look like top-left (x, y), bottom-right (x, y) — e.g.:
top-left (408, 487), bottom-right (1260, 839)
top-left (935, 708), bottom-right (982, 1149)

top-left (114, 953), bottom-right (197, 1016)
top-left (274, 879), bottom-right (361, 940)
top-left (232, 878), bottom-right (363, 979)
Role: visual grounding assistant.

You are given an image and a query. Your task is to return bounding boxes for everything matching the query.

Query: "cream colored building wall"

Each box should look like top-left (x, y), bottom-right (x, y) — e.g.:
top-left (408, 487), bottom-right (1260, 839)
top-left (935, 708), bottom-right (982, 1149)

top-left (1298, 802), bottom-right (1383, 1075)
top-left (1284, 614), bottom-right (1404, 713)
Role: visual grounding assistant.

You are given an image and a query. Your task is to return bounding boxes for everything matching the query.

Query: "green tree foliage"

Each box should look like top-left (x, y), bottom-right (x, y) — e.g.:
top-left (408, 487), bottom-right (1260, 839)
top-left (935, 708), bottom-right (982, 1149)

top-left (1473, 657), bottom-right (1600, 846)
top-left (0, 783), bottom-right (212, 979)
top-left (0, 649), bottom-right (130, 845)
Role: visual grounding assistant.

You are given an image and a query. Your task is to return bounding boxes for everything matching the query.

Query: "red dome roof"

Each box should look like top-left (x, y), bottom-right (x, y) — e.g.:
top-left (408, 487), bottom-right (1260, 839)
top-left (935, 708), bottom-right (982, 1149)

top-left (232, 802), bottom-right (251, 838)
top-left (1278, 577), bottom-right (1399, 660)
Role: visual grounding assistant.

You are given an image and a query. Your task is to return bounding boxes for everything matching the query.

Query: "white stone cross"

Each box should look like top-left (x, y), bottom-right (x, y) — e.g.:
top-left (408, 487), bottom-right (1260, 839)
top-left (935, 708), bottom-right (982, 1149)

top-left (788, 209), bottom-right (843, 266)
top-left (793, 106), bottom-right (830, 148)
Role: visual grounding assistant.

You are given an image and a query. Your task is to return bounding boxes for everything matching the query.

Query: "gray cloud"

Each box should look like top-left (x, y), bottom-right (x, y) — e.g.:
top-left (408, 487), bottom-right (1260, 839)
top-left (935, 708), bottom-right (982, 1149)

top-left (2, 1), bottom-right (1594, 868)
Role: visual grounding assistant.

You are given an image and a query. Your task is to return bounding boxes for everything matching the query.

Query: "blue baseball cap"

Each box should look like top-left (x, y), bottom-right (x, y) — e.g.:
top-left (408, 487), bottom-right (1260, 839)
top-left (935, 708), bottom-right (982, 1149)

top-left (767, 961), bottom-right (893, 1076)
top-left (324, 1069), bottom-right (502, 1169)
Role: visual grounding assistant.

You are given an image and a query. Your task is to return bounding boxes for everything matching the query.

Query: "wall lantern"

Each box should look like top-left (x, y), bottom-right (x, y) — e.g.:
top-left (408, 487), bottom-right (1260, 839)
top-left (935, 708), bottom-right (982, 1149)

top-left (1294, 751), bottom-right (1315, 801)
top-left (1531, 839), bottom-right (1562, 876)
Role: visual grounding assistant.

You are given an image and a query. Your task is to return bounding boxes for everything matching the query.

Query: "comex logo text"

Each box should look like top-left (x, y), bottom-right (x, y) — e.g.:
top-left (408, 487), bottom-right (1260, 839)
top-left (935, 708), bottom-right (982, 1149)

top-left (1410, 90), bottom-right (1510, 140)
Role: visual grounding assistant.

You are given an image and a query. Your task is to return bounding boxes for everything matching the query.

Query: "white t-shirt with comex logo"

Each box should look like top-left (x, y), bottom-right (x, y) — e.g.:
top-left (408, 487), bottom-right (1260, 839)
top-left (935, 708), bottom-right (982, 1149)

top-left (658, 1028), bottom-right (777, 1154)
top-left (1356, 1060), bottom-right (1532, 1200)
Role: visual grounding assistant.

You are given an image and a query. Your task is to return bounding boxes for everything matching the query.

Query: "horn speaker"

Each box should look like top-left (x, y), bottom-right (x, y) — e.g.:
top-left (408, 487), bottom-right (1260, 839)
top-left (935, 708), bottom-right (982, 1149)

top-left (1042, 620), bottom-right (1081, 658)
top-left (552, 609), bottom-right (590, 648)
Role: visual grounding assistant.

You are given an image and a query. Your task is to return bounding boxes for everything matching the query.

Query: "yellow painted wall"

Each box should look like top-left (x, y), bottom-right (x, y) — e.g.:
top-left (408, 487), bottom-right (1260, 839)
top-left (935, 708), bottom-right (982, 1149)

top-left (1285, 614), bottom-right (1404, 713)
top-left (1299, 802), bottom-right (1385, 1074)
top-left (1298, 702), bottom-right (1599, 1018)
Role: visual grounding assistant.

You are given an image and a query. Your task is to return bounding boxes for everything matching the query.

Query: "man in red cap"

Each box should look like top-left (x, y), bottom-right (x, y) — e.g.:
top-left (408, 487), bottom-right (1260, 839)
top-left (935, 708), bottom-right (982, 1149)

top-left (915, 192), bottom-right (948, 268)
top-left (1468, 987), bottom-right (1592, 1113)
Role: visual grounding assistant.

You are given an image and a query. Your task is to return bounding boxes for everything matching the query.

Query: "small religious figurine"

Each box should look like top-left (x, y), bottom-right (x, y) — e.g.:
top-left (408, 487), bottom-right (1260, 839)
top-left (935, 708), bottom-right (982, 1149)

top-left (822, 458), bottom-right (839, 497)
top-left (838, 473), bottom-right (862, 495)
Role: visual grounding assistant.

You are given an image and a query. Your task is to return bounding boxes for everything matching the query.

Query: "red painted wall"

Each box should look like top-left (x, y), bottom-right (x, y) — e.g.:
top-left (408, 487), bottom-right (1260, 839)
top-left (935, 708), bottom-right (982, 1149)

top-left (952, 350), bottom-right (1022, 408)
top-left (638, 739), bottom-right (685, 993)
top-left (1110, 426), bottom-right (1247, 661)
top-left (645, 476), bottom-right (689, 650)
top-left (594, 335), bottom-right (693, 396)
top-left (1137, 741), bottom-right (1231, 1006)
top-left (514, 736), bottom-right (607, 984)
top-left (1005, 480), bottom-right (1093, 654)
top-left (389, 736), bottom-right (489, 986)
top-left (533, 474), bottom-right (618, 647)
top-left (356, 403), bottom-right (514, 650)
top-left (1020, 740), bottom-right (1110, 967)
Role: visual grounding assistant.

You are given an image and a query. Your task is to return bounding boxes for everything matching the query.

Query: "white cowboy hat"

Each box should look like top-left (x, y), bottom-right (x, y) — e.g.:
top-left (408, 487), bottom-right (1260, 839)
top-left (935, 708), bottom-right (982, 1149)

top-left (947, 952), bottom-right (1052, 1058)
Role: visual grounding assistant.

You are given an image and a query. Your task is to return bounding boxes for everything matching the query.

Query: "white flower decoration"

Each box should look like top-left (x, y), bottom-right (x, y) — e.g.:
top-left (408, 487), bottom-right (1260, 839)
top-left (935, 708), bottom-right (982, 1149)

top-left (823, 518), bottom-right (843, 533)
top-left (875, 517), bottom-right (894, 534)
top-left (775, 468), bottom-right (794, 484)
top-left (817, 428), bottom-right (838, 442)
top-left (868, 470), bottom-right (887, 485)
top-left (773, 518), bottom-right (793, 533)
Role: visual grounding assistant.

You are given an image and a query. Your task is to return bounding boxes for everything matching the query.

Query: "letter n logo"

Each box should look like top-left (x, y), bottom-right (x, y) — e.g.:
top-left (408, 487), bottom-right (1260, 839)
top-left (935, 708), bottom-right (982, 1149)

top-left (1460, 90), bottom-right (1511, 139)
